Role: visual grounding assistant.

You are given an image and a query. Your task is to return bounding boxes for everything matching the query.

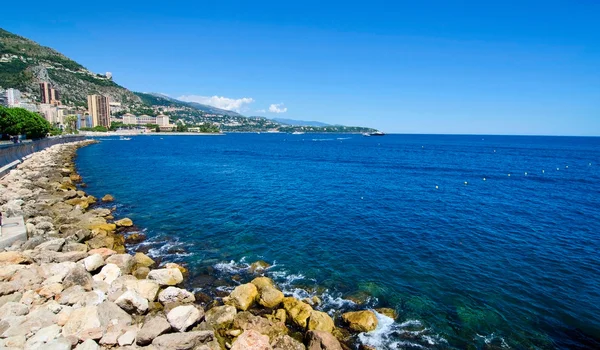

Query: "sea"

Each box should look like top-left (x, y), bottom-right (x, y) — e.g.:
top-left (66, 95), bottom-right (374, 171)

top-left (75, 133), bottom-right (600, 349)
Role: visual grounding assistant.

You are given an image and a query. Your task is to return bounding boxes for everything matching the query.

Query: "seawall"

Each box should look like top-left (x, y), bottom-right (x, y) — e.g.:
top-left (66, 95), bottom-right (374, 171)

top-left (0, 136), bottom-right (86, 179)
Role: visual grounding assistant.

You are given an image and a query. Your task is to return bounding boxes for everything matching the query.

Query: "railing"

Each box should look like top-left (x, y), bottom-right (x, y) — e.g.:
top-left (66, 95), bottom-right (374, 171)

top-left (0, 135), bottom-right (86, 178)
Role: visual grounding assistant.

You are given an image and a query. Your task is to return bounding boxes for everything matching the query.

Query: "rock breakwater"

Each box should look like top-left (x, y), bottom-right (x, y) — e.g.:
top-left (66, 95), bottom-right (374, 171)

top-left (0, 141), bottom-right (383, 350)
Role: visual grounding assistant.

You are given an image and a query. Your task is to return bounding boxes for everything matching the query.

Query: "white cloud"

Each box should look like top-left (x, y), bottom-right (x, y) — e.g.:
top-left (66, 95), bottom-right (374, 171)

top-left (269, 103), bottom-right (288, 114)
top-left (178, 95), bottom-right (254, 112)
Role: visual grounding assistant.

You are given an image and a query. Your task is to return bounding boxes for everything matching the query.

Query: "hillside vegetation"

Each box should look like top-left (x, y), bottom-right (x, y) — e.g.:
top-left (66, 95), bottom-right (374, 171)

top-left (0, 28), bottom-right (141, 107)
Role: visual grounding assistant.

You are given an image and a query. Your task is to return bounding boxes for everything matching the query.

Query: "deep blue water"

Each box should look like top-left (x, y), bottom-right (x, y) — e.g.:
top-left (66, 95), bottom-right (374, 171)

top-left (76, 134), bottom-right (600, 349)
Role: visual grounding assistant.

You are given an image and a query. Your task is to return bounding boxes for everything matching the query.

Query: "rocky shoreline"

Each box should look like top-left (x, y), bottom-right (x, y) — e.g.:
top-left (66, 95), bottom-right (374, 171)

top-left (0, 140), bottom-right (389, 350)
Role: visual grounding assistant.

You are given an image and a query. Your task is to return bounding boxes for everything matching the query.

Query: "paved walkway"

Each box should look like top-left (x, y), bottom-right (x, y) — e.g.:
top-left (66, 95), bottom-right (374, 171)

top-left (0, 216), bottom-right (27, 249)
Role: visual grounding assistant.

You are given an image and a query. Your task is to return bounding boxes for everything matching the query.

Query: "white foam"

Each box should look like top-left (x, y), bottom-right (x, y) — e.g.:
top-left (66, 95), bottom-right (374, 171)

top-left (214, 259), bottom-right (250, 273)
top-left (358, 311), bottom-right (396, 348)
top-left (475, 333), bottom-right (510, 348)
top-left (359, 313), bottom-right (447, 349)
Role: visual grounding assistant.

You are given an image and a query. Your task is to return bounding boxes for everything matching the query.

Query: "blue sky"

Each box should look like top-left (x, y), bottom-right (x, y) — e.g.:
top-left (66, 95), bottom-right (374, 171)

top-left (3, 0), bottom-right (599, 135)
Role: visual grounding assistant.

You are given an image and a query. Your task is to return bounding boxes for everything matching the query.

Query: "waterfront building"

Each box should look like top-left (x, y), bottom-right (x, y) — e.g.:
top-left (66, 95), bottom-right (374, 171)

top-left (87, 94), bottom-right (111, 128)
top-left (38, 104), bottom-right (59, 124)
top-left (138, 115), bottom-right (157, 125)
top-left (156, 114), bottom-right (170, 126)
top-left (122, 113), bottom-right (137, 125)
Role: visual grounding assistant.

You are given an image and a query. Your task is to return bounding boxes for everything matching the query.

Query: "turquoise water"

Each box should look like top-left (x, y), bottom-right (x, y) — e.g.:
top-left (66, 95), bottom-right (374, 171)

top-left (76, 134), bottom-right (600, 349)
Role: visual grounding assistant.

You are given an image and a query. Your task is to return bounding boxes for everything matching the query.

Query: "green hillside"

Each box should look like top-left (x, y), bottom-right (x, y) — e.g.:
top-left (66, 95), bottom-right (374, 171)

top-left (0, 28), bottom-right (141, 107)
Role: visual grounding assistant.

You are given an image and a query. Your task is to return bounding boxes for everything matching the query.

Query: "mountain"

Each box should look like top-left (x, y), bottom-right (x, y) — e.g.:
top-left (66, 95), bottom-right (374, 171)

top-left (271, 118), bottom-right (331, 127)
top-left (0, 28), bottom-right (141, 107)
top-left (0, 28), bottom-right (378, 133)
top-left (143, 93), bottom-right (243, 117)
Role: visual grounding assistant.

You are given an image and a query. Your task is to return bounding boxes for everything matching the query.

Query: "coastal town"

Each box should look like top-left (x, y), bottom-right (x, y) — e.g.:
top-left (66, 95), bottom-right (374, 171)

top-left (0, 83), bottom-right (219, 134)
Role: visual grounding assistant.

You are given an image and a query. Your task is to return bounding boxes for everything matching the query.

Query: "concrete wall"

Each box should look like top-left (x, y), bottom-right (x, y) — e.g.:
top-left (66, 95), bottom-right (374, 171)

top-left (0, 135), bottom-right (86, 178)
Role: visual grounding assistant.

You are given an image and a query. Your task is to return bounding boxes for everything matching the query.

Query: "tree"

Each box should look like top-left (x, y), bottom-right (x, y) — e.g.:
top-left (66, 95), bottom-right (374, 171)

top-left (176, 121), bottom-right (188, 132)
top-left (155, 126), bottom-right (160, 132)
top-left (64, 115), bottom-right (78, 134)
top-left (0, 106), bottom-right (52, 139)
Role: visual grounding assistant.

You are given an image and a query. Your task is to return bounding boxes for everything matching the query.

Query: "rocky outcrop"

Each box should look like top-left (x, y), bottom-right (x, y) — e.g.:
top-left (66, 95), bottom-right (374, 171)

top-left (308, 310), bottom-right (334, 333)
top-left (282, 297), bottom-right (313, 329)
top-left (231, 329), bottom-right (273, 350)
top-left (225, 283), bottom-right (258, 311)
top-left (167, 305), bottom-right (204, 332)
top-left (147, 268), bottom-right (183, 286)
top-left (341, 310), bottom-right (378, 332)
top-left (306, 330), bottom-right (343, 350)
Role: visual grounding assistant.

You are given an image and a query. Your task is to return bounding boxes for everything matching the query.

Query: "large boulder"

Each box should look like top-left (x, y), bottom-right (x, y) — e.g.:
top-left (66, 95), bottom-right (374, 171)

top-left (83, 254), bottom-right (105, 272)
top-left (271, 334), bottom-right (306, 350)
top-left (204, 305), bottom-right (237, 329)
top-left (282, 297), bottom-right (313, 329)
top-left (62, 264), bottom-right (94, 291)
top-left (158, 286), bottom-right (195, 304)
top-left (232, 329), bottom-right (273, 350)
top-left (152, 330), bottom-right (214, 350)
top-left (122, 279), bottom-right (159, 301)
top-left (375, 307), bottom-right (397, 320)
top-left (166, 305), bottom-right (204, 332)
top-left (136, 313), bottom-right (172, 346)
top-left (308, 310), bottom-right (334, 333)
top-left (0, 302), bottom-right (29, 319)
top-left (101, 194), bottom-right (114, 202)
top-left (114, 218), bottom-right (133, 227)
top-left (92, 264), bottom-right (121, 285)
top-left (233, 311), bottom-right (288, 341)
top-left (75, 339), bottom-right (100, 350)
top-left (252, 277), bottom-right (284, 309)
top-left (341, 310), bottom-right (378, 332)
top-left (134, 252), bottom-right (154, 267)
top-left (147, 268), bottom-right (183, 286)
top-left (24, 324), bottom-right (62, 349)
top-left (34, 238), bottom-right (65, 252)
top-left (115, 290), bottom-right (149, 314)
top-left (0, 251), bottom-right (29, 265)
top-left (225, 283), bottom-right (258, 311)
top-left (306, 330), bottom-right (342, 350)
top-left (105, 254), bottom-right (135, 274)
top-left (61, 305), bottom-right (103, 340)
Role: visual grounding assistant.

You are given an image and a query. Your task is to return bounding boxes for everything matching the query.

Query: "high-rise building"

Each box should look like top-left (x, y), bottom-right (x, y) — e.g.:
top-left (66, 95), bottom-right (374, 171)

top-left (40, 82), bottom-right (60, 105)
top-left (87, 94), bottom-right (111, 128)
top-left (6, 89), bottom-right (21, 107)
top-left (156, 115), bottom-right (170, 126)
top-left (40, 82), bottom-right (51, 104)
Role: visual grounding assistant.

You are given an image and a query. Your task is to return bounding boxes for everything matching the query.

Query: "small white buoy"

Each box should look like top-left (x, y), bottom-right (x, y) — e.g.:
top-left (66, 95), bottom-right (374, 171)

top-left (525, 172), bottom-right (528, 176)
top-left (494, 150), bottom-right (496, 153)
top-left (464, 181), bottom-right (468, 185)
top-left (361, 197), bottom-right (364, 200)
top-left (590, 163), bottom-right (592, 166)
top-left (422, 146), bottom-right (424, 148)
top-left (508, 174), bottom-right (511, 177)
top-left (483, 178), bottom-right (486, 181)
top-left (542, 170), bottom-right (545, 173)
top-left (566, 166), bottom-right (569, 169)
top-left (435, 185), bottom-right (439, 189)
top-left (557, 168), bottom-right (560, 171)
